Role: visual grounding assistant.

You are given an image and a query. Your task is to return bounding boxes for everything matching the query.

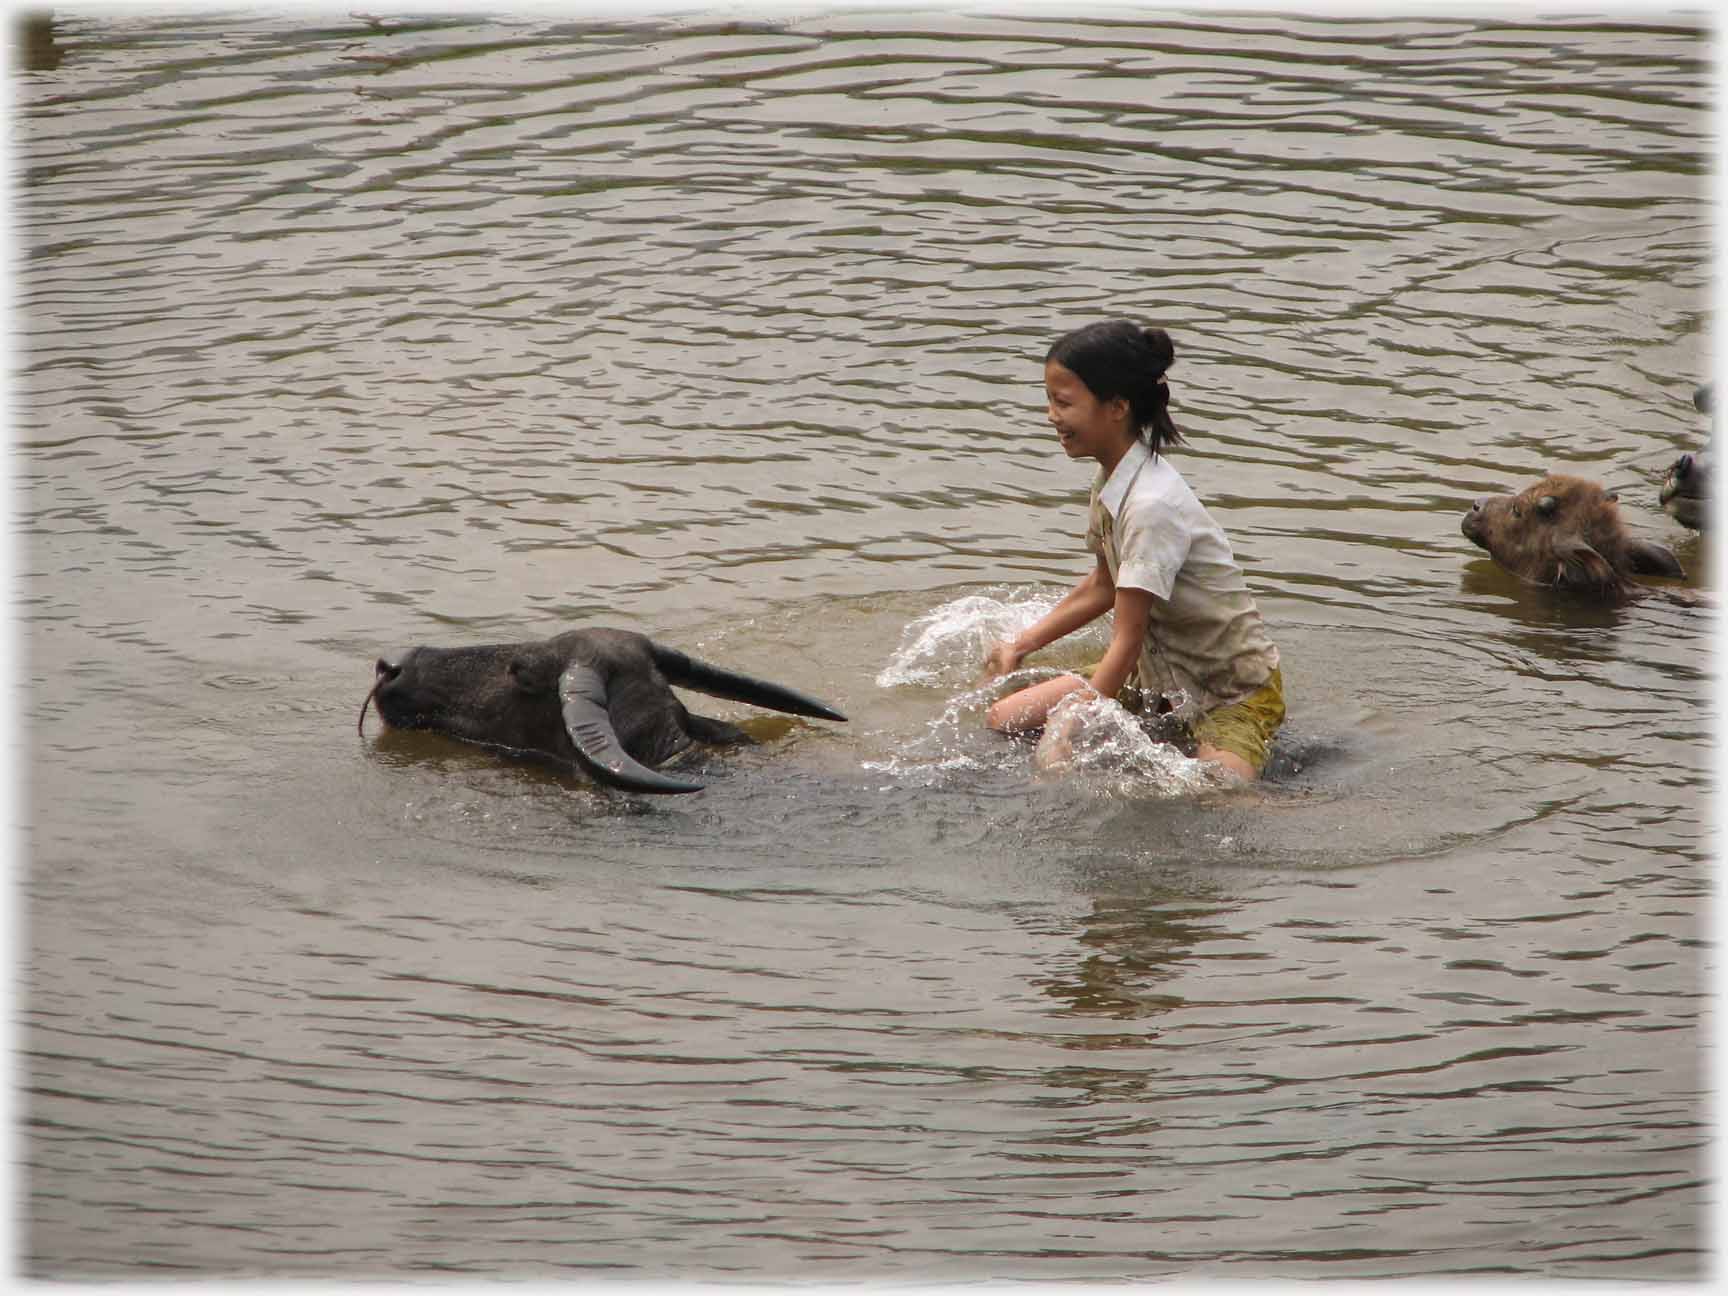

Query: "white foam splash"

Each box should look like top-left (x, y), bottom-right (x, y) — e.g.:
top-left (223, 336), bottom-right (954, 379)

top-left (870, 590), bottom-right (1216, 798)
top-left (859, 675), bottom-right (1013, 786)
top-left (875, 588), bottom-right (1075, 688)
top-left (1032, 692), bottom-right (1217, 798)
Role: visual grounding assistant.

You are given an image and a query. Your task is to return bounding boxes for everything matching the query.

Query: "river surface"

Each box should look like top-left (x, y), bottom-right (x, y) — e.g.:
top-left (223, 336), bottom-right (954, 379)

top-left (12, 5), bottom-right (1714, 1282)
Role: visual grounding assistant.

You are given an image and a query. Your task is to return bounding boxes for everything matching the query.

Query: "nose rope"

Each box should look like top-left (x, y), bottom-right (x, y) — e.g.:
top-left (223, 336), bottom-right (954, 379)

top-left (357, 681), bottom-right (380, 736)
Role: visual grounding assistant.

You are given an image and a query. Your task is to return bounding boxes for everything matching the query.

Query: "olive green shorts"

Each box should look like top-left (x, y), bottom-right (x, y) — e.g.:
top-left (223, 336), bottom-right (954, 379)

top-left (1193, 667), bottom-right (1285, 774)
top-left (1110, 667), bottom-right (1286, 774)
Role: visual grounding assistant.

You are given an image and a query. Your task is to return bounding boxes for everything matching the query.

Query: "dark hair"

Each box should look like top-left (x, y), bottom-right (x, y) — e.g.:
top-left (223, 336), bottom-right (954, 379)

top-left (1046, 320), bottom-right (1183, 454)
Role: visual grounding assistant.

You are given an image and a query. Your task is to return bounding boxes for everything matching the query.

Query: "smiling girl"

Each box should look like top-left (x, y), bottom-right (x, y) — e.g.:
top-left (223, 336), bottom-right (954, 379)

top-left (981, 321), bottom-right (1284, 782)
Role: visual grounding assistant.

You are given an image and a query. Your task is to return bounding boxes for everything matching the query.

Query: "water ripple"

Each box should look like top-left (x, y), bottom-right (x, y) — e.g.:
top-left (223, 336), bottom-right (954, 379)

top-left (17, 8), bottom-right (1709, 1285)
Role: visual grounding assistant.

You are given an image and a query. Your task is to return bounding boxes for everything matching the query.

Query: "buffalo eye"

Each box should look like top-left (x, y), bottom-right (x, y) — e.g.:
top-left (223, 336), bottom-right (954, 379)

top-left (506, 658), bottom-right (545, 692)
top-left (1536, 495), bottom-right (1558, 517)
top-left (1512, 505), bottom-right (1522, 519)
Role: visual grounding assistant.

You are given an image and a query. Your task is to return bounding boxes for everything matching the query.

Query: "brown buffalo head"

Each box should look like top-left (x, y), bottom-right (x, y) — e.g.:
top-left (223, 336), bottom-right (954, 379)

top-left (1461, 473), bottom-right (1683, 603)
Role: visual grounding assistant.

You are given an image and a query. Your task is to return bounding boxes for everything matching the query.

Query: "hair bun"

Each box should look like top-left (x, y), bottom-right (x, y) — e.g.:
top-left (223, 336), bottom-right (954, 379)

top-left (1141, 326), bottom-right (1174, 377)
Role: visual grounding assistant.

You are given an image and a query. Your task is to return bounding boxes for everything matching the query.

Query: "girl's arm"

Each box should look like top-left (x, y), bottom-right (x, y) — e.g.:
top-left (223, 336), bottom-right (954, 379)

top-left (1082, 584), bottom-right (1153, 701)
top-left (982, 556), bottom-right (1116, 678)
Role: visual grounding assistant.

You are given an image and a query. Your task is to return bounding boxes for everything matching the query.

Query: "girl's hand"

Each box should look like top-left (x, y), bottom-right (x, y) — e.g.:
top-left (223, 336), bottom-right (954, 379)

top-left (981, 639), bottom-right (1024, 680)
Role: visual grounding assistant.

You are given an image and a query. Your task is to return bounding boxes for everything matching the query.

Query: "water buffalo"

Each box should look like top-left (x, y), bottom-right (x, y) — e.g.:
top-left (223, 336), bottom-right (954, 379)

top-left (1658, 384), bottom-right (1712, 531)
top-left (359, 627), bottom-right (846, 794)
top-left (1660, 449), bottom-right (1710, 530)
top-left (1461, 473), bottom-right (1684, 603)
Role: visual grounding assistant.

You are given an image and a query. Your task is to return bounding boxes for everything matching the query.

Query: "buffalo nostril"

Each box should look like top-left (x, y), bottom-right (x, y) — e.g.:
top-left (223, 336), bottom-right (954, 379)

top-left (375, 656), bottom-right (404, 683)
top-left (1677, 453), bottom-right (1695, 480)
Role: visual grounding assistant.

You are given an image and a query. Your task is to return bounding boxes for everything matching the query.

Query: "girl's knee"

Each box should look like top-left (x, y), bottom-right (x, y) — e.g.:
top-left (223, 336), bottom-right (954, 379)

top-left (988, 676), bottom-right (1088, 734)
top-left (988, 692), bottom-right (1039, 733)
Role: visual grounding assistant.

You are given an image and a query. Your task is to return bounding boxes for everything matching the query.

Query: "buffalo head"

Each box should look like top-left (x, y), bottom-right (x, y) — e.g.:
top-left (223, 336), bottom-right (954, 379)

top-left (1659, 449), bottom-right (1710, 531)
top-left (1461, 473), bottom-right (1684, 603)
top-left (1656, 382), bottom-right (1713, 531)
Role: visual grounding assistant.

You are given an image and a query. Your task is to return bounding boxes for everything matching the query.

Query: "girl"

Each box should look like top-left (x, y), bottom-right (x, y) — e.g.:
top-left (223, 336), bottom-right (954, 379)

top-left (982, 321), bottom-right (1284, 782)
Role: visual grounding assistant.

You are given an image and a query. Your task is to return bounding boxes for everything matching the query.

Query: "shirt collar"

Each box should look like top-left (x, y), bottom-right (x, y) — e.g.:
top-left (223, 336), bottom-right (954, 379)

top-left (1098, 438), bottom-right (1151, 518)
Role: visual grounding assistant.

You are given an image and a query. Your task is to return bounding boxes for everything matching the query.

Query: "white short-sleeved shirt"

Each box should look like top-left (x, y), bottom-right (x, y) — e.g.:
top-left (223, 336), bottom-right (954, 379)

top-left (1085, 439), bottom-right (1279, 714)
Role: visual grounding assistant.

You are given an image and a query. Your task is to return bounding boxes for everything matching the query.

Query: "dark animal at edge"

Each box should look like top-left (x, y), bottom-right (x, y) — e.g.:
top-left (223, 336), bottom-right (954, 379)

top-left (359, 627), bottom-right (847, 794)
top-left (1461, 473), bottom-right (1684, 603)
top-left (1660, 451), bottom-right (1709, 530)
top-left (1659, 383), bottom-right (1712, 531)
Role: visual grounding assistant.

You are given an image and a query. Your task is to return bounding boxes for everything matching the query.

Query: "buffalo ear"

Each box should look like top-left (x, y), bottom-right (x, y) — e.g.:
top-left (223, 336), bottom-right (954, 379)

top-left (1624, 537), bottom-right (1685, 579)
top-left (559, 665), bottom-right (704, 795)
top-left (1552, 537), bottom-right (1622, 596)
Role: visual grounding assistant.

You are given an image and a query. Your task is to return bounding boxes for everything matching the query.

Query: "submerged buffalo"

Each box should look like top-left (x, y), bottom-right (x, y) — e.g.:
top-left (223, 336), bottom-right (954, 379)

top-left (1461, 473), bottom-right (1684, 603)
top-left (1660, 449), bottom-right (1710, 530)
top-left (359, 628), bottom-right (846, 794)
top-left (1659, 383), bottom-right (1712, 531)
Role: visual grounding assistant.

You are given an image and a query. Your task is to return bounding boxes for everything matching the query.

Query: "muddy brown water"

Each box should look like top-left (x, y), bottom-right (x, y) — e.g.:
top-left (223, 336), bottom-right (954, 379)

top-left (13, 7), bottom-right (1713, 1281)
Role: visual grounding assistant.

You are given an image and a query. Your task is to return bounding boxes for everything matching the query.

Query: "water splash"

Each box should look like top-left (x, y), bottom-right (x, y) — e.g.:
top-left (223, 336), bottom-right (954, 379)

top-left (870, 591), bottom-right (1215, 798)
top-left (875, 587), bottom-right (1082, 688)
top-left (1032, 692), bottom-right (1217, 799)
top-left (861, 675), bottom-right (1024, 787)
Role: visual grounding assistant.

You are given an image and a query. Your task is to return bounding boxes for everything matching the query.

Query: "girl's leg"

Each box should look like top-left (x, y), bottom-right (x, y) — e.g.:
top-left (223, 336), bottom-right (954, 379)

top-left (986, 674), bottom-right (1091, 733)
top-left (1194, 743), bottom-right (1257, 782)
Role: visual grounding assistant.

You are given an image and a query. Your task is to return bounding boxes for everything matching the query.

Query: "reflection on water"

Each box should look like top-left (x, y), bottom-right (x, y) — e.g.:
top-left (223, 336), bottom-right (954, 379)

top-left (1034, 894), bottom-right (1227, 1023)
top-left (15, 7), bottom-right (1710, 1284)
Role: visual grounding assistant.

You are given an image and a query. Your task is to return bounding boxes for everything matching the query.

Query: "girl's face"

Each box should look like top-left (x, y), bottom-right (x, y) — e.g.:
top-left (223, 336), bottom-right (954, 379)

top-left (1044, 360), bottom-right (1133, 462)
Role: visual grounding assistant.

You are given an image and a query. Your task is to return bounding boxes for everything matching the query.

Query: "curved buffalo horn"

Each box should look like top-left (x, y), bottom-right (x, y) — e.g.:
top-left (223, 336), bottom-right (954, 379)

top-left (647, 643), bottom-right (848, 722)
top-left (559, 665), bottom-right (705, 795)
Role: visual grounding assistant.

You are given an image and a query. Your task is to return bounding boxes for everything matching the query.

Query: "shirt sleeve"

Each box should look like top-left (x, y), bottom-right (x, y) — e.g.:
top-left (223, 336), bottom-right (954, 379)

top-left (1113, 496), bottom-right (1189, 599)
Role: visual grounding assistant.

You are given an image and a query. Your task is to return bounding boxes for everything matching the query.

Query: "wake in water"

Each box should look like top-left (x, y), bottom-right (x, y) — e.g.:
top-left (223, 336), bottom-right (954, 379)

top-left (869, 590), bottom-right (1217, 797)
